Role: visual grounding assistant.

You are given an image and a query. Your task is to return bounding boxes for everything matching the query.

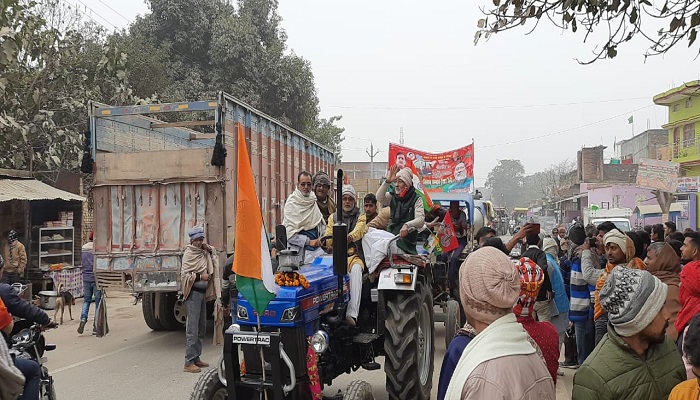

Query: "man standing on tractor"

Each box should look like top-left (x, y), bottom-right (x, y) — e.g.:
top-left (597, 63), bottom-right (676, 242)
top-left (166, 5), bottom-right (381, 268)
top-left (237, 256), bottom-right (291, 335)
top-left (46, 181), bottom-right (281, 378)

top-left (324, 185), bottom-right (368, 326)
top-left (364, 165), bottom-right (425, 273)
top-left (377, 165), bottom-right (425, 251)
top-left (283, 171), bottom-right (326, 263)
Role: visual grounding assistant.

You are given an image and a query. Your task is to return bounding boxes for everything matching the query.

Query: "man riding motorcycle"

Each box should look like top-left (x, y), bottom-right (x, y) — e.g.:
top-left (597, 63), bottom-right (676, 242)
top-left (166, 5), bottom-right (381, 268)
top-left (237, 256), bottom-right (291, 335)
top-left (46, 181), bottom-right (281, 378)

top-left (0, 262), bottom-right (57, 400)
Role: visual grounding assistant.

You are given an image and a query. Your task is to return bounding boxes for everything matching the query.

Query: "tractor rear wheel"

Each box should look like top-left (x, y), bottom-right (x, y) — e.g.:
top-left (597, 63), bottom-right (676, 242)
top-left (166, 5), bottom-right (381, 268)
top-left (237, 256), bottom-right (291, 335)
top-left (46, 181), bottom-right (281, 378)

top-left (383, 280), bottom-right (434, 400)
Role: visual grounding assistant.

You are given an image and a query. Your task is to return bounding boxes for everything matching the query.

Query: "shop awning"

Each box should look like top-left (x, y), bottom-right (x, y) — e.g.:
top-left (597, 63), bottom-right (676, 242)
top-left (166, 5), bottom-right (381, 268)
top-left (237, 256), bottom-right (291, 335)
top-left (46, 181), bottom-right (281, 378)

top-left (554, 193), bottom-right (588, 205)
top-left (0, 178), bottom-right (84, 202)
top-left (634, 203), bottom-right (684, 216)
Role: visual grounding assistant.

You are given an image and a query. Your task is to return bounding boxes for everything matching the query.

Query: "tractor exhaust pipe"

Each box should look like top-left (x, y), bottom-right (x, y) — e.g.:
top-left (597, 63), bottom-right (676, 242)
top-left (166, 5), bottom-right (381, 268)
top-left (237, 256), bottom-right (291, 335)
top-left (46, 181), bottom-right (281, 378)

top-left (332, 169), bottom-right (348, 311)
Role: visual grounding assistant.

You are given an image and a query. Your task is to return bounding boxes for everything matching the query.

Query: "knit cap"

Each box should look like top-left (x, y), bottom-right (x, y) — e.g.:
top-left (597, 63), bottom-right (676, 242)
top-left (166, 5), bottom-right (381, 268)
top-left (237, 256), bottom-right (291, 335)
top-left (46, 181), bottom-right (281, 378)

top-left (342, 184), bottom-right (356, 198)
top-left (396, 167), bottom-right (414, 187)
top-left (599, 267), bottom-right (668, 337)
top-left (460, 246), bottom-right (521, 324)
top-left (188, 226), bottom-right (205, 241)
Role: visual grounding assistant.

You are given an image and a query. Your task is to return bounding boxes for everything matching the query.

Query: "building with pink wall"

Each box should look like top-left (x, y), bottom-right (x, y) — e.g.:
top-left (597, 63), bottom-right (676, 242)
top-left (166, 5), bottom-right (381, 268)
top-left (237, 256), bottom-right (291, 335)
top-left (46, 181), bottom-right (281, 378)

top-left (581, 183), bottom-right (659, 228)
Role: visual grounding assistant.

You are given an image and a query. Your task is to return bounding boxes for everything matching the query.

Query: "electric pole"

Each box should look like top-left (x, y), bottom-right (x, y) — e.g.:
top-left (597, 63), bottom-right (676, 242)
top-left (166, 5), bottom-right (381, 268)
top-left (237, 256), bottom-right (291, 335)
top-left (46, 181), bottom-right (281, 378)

top-left (366, 142), bottom-right (380, 179)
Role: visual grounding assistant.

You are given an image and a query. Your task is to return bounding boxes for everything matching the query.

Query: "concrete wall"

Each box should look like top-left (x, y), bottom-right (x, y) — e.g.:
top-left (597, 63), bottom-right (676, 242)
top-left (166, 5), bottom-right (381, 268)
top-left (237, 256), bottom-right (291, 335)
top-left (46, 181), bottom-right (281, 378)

top-left (618, 129), bottom-right (668, 163)
top-left (339, 162), bottom-right (388, 180)
top-left (582, 183), bottom-right (658, 228)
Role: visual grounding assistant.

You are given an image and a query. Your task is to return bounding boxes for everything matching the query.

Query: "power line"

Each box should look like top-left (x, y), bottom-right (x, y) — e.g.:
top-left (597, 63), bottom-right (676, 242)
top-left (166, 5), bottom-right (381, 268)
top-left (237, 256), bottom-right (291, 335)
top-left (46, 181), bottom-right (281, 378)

top-left (325, 96), bottom-right (650, 111)
top-left (481, 105), bottom-right (654, 149)
top-left (61, 0), bottom-right (201, 67)
top-left (95, 0), bottom-right (131, 23)
top-left (68, 0), bottom-right (118, 30)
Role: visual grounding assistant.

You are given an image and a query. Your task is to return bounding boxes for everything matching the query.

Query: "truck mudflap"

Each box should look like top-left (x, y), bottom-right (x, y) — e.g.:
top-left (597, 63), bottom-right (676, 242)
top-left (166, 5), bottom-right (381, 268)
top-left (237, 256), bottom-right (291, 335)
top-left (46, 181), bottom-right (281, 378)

top-left (223, 327), bottom-right (296, 400)
top-left (133, 271), bottom-right (180, 292)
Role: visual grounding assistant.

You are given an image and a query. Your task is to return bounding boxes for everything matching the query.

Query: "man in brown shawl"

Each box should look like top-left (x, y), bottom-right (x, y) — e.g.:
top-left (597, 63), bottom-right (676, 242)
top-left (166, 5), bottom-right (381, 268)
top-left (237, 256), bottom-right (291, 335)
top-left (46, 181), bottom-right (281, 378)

top-left (181, 226), bottom-right (222, 373)
top-left (312, 171), bottom-right (335, 222)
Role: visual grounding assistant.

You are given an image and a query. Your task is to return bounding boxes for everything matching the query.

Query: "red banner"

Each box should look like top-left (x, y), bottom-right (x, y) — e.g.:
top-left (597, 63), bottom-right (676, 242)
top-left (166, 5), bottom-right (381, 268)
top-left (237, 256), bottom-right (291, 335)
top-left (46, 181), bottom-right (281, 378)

top-left (388, 143), bottom-right (474, 193)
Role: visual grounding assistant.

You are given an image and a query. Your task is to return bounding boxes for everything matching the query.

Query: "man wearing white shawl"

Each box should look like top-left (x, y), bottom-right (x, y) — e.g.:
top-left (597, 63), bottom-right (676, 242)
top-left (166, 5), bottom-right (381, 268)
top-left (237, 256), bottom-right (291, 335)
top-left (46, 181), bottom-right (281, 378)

top-left (445, 247), bottom-right (555, 399)
top-left (283, 171), bottom-right (326, 263)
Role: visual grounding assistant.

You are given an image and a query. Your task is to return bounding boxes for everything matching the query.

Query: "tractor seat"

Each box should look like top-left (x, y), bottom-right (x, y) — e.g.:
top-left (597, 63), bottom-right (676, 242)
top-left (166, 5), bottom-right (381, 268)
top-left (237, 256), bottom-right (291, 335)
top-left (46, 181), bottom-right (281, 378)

top-left (378, 254), bottom-right (427, 268)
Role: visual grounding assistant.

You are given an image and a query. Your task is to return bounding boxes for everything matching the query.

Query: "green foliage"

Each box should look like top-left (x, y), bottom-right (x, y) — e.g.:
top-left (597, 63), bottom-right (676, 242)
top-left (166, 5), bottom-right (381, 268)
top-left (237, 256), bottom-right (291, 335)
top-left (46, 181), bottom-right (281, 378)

top-left (0, 1), bottom-right (134, 182)
top-left (124, 0), bottom-right (338, 149)
top-left (485, 159), bottom-right (526, 208)
top-left (477, 0), bottom-right (700, 62)
top-left (1, 0), bottom-right (342, 180)
top-left (309, 116), bottom-right (345, 161)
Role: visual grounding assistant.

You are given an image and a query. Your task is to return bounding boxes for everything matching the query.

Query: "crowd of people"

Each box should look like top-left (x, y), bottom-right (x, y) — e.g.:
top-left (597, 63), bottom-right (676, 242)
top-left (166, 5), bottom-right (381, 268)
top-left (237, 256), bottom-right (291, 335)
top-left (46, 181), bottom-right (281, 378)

top-left (436, 218), bottom-right (700, 399)
top-left (274, 165), bottom-right (700, 399)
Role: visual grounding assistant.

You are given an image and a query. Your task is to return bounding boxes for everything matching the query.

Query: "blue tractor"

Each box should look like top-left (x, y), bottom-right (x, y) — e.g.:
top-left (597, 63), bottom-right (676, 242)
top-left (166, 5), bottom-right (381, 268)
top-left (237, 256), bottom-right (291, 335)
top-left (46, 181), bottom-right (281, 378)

top-left (191, 171), bottom-right (435, 400)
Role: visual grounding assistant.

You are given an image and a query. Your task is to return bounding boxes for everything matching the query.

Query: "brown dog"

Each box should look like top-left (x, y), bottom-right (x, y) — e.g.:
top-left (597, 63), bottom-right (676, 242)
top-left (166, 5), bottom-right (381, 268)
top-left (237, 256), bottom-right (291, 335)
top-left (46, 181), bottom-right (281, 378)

top-left (54, 283), bottom-right (75, 324)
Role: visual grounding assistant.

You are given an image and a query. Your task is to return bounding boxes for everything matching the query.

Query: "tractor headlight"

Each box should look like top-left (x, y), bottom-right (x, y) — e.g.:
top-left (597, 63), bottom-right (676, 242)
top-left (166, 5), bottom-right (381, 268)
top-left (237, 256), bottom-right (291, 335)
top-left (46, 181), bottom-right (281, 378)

top-left (229, 323), bottom-right (241, 333)
top-left (237, 305), bottom-right (249, 321)
top-left (311, 330), bottom-right (330, 354)
top-left (280, 306), bottom-right (301, 322)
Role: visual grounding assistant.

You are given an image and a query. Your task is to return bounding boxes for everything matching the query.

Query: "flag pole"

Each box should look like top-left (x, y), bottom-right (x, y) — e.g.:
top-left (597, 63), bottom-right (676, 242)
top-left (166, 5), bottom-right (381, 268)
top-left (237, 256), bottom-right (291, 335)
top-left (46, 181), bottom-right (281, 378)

top-left (257, 314), bottom-right (268, 400)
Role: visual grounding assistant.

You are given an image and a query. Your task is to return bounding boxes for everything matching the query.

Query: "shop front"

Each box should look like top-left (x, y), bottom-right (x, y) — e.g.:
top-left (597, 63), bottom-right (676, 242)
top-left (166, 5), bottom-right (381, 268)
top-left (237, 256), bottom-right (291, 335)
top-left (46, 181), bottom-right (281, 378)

top-left (0, 170), bottom-right (85, 298)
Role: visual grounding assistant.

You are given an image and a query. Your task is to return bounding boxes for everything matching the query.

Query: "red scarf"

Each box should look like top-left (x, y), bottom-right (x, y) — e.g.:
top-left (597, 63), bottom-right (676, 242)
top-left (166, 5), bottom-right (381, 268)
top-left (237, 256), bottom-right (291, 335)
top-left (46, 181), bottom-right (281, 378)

top-left (676, 259), bottom-right (700, 334)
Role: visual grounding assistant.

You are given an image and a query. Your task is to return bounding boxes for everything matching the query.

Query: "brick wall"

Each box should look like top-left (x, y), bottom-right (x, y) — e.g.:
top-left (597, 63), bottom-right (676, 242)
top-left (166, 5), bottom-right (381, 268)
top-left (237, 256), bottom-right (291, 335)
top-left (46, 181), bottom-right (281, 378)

top-left (603, 164), bottom-right (638, 183)
top-left (578, 146), bottom-right (605, 182)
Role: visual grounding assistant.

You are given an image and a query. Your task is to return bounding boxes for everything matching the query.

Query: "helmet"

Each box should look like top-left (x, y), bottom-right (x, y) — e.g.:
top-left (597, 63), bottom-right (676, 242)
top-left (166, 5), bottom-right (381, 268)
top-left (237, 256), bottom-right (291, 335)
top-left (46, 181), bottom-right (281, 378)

top-left (7, 230), bottom-right (17, 242)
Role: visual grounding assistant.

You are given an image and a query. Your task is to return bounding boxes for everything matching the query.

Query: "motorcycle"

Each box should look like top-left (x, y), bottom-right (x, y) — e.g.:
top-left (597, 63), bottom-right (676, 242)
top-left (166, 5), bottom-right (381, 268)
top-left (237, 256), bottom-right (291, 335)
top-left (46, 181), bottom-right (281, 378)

top-left (8, 283), bottom-right (58, 400)
top-left (10, 323), bottom-right (58, 400)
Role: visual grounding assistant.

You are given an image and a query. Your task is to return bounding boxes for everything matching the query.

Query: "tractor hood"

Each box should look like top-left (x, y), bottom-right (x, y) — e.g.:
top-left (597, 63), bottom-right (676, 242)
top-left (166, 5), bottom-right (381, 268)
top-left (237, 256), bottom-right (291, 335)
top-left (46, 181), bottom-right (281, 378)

top-left (235, 255), bottom-right (349, 335)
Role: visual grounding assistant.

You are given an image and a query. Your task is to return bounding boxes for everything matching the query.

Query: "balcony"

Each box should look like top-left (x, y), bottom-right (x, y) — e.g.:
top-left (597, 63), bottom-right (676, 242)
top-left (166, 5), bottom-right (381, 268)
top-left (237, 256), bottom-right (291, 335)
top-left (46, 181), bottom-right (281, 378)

top-left (670, 139), bottom-right (700, 163)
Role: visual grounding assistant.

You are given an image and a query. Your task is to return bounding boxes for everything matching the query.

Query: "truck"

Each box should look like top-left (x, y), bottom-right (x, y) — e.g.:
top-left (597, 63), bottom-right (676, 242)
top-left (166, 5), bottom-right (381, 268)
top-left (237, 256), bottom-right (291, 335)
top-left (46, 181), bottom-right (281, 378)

top-left (583, 207), bottom-right (633, 232)
top-left (88, 92), bottom-right (335, 330)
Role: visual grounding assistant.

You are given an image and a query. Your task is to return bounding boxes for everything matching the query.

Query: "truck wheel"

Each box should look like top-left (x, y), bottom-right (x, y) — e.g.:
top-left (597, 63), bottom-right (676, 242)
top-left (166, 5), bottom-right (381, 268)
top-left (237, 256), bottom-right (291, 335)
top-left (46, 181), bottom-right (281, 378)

top-left (142, 292), bottom-right (165, 331)
top-left (445, 299), bottom-right (460, 349)
top-left (190, 368), bottom-right (226, 400)
top-left (383, 281), bottom-right (434, 400)
top-left (343, 380), bottom-right (374, 400)
top-left (159, 292), bottom-right (186, 331)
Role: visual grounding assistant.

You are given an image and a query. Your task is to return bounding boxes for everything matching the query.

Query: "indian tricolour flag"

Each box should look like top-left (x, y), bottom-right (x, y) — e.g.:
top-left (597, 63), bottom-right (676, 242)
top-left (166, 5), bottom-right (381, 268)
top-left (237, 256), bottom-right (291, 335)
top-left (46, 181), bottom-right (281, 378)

top-left (232, 123), bottom-right (277, 316)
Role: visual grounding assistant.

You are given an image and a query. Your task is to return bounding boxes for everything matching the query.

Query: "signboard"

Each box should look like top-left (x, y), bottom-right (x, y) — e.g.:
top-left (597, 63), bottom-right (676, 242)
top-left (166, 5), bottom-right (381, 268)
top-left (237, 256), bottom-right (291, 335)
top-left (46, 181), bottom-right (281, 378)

top-left (388, 143), bottom-right (474, 193)
top-left (231, 333), bottom-right (272, 345)
top-left (636, 158), bottom-right (680, 192)
top-left (676, 176), bottom-right (700, 193)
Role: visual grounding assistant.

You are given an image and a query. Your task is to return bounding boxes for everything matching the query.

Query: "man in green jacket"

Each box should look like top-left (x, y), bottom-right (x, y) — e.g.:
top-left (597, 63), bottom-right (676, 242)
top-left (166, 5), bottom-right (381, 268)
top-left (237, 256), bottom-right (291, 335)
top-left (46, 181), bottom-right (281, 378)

top-left (573, 267), bottom-right (686, 400)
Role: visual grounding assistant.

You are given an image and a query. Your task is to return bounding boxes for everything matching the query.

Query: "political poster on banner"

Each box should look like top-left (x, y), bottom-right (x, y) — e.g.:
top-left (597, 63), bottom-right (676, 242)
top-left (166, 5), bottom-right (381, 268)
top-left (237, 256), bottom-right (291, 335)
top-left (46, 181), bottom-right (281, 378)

top-left (388, 143), bottom-right (474, 194)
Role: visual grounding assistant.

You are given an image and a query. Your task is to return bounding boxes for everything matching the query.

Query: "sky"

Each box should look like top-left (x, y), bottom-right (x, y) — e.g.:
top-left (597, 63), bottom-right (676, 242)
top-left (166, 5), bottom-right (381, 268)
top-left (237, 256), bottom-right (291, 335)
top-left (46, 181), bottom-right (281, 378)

top-left (68, 0), bottom-right (697, 187)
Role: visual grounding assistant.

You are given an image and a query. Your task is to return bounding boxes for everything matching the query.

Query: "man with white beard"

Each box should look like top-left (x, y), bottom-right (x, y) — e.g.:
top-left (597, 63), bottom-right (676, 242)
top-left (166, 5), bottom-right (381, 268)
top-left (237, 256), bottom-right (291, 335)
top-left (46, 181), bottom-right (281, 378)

top-left (324, 185), bottom-right (367, 326)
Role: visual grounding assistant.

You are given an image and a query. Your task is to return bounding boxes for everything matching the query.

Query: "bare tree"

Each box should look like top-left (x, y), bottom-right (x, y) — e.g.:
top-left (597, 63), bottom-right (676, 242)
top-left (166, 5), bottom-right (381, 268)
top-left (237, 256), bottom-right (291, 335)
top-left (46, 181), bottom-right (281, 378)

top-left (533, 159), bottom-right (577, 200)
top-left (476, 0), bottom-right (700, 63)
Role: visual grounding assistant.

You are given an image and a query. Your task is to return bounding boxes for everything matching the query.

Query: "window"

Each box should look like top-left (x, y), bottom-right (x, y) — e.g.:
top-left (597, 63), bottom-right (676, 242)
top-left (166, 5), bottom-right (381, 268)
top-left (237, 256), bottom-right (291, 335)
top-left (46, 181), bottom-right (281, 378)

top-left (674, 104), bottom-right (680, 112)
top-left (684, 124), bottom-right (695, 147)
top-left (687, 98), bottom-right (693, 108)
